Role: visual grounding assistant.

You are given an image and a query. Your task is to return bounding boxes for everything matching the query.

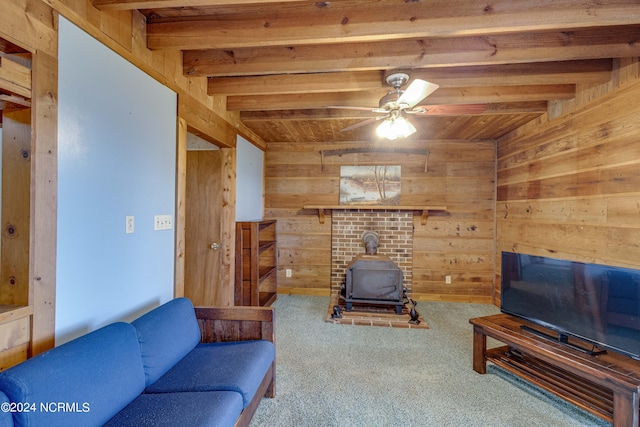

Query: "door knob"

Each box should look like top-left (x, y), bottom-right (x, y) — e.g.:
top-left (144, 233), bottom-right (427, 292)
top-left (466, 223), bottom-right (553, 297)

top-left (210, 243), bottom-right (220, 250)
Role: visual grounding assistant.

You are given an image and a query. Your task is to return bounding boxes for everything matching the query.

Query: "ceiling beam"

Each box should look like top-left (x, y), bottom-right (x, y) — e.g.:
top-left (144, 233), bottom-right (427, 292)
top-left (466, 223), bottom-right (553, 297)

top-left (147, 0), bottom-right (640, 50)
top-left (185, 26), bottom-right (640, 77)
top-left (240, 102), bottom-right (549, 121)
top-left (208, 60), bottom-right (612, 96)
top-left (177, 96), bottom-right (237, 148)
top-left (209, 71), bottom-right (384, 96)
top-left (227, 85), bottom-right (574, 111)
top-left (93, 0), bottom-right (305, 11)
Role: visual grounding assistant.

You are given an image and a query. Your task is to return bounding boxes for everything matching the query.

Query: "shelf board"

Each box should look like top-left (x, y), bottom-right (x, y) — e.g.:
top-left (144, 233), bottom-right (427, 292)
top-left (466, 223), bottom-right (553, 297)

top-left (258, 266), bottom-right (277, 281)
top-left (0, 305), bottom-right (33, 324)
top-left (259, 292), bottom-right (277, 307)
top-left (258, 219), bottom-right (277, 229)
top-left (258, 240), bottom-right (276, 252)
top-left (303, 205), bottom-right (447, 225)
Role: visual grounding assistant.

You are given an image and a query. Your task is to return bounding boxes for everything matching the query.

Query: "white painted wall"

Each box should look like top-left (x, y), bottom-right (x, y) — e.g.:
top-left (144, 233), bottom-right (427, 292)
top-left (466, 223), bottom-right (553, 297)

top-left (187, 132), bottom-right (219, 151)
top-left (236, 136), bottom-right (264, 221)
top-left (56, 17), bottom-right (177, 344)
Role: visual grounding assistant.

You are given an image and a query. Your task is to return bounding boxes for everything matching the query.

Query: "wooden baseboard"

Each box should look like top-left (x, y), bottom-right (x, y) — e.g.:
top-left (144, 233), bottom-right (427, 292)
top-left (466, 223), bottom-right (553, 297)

top-left (277, 288), bottom-right (494, 305)
top-left (412, 293), bottom-right (494, 304)
top-left (277, 287), bottom-right (331, 297)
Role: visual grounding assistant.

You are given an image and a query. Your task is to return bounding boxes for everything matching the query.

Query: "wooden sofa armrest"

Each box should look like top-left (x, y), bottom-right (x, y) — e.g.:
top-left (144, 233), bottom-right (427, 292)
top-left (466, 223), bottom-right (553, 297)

top-left (194, 306), bottom-right (275, 344)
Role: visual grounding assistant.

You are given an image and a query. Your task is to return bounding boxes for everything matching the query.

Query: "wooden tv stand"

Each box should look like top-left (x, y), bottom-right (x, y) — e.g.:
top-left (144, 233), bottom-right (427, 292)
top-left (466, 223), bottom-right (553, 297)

top-left (470, 314), bottom-right (640, 427)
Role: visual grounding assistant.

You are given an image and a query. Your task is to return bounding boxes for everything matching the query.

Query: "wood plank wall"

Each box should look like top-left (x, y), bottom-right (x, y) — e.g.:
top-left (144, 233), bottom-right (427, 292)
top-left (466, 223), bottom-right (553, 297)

top-left (265, 140), bottom-right (496, 303)
top-left (496, 58), bottom-right (640, 305)
top-left (1, 108), bottom-right (31, 307)
top-left (0, 0), bottom-right (58, 362)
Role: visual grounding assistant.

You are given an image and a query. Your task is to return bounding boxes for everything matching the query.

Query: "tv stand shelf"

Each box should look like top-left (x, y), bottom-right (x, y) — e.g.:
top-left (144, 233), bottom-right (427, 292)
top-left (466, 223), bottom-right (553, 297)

top-left (470, 314), bottom-right (640, 427)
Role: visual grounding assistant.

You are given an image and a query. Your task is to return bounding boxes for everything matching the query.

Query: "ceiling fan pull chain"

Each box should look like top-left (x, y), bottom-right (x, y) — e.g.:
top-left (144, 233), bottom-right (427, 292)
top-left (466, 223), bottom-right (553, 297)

top-left (424, 150), bottom-right (430, 173)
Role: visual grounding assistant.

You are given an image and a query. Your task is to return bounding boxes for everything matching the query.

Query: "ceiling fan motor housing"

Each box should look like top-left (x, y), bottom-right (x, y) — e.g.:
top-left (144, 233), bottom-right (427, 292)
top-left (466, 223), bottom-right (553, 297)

top-left (380, 72), bottom-right (411, 109)
top-left (385, 72), bottom-right (410, 89)
top-left (379, 91), bottom-right (405, 109)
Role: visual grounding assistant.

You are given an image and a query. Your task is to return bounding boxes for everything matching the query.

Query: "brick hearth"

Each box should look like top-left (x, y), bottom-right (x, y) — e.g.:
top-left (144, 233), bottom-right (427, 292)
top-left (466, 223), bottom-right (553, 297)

top-left (330, 209), bottom-right (414, 296)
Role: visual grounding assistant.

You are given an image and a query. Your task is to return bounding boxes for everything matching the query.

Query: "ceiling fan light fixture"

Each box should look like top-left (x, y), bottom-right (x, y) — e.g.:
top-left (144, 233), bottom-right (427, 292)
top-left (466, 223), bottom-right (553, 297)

top-left (332, 71), bottom-right (439, 137)
top-left (376, 114), bottom-right (416, 140)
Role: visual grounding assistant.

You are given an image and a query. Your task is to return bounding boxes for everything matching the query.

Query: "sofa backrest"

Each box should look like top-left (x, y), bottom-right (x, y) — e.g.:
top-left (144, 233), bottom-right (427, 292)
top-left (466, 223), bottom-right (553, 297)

top-left (132, 297), bottom-right (201, 386)
top-left (0, 322), bottom-right (146, 427)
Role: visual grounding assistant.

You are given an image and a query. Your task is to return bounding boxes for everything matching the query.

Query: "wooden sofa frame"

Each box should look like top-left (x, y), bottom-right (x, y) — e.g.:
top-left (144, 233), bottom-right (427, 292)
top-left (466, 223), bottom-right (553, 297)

top-left (195, 306), bottom-right (275, 427)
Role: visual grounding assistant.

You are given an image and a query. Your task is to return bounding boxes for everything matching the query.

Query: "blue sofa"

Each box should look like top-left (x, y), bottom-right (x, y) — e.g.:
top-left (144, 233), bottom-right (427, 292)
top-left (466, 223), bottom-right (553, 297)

top-left (0, 298), bottom-right (276, 427)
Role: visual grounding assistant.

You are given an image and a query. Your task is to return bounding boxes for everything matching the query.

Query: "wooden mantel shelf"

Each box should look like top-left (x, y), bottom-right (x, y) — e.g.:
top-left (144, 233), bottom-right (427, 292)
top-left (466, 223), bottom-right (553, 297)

top-left (304, 205), bottom-right (447, 225)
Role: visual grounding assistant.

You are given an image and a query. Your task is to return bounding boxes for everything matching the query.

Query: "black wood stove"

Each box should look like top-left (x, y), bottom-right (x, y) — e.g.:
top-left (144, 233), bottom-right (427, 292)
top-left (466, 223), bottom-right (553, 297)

top-left (343, 254), bottom-right (404, 314)
top-left (341, 231), bottom-right (404, 314)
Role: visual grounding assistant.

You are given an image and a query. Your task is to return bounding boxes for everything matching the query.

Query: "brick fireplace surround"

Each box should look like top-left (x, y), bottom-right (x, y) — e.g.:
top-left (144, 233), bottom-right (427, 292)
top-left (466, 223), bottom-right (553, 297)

top-left (330, 209), bottom-right (414, 297)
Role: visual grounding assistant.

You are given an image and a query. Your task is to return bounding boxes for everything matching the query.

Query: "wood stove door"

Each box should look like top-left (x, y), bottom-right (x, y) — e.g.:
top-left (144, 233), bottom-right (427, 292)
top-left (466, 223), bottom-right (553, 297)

top-left (348, 268), bottom-right (403, 301)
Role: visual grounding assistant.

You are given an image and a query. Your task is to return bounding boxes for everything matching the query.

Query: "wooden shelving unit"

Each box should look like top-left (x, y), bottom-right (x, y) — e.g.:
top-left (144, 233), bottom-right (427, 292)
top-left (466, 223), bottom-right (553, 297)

top-left (0, 48), bottom-right (34, 370)
top-left (235, 220), bottom-right (278, 307)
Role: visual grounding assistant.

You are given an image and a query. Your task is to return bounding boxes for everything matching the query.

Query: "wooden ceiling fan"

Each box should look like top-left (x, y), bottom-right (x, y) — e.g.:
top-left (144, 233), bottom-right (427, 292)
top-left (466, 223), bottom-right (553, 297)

top-left (329, 70), bottom-right (487, 138)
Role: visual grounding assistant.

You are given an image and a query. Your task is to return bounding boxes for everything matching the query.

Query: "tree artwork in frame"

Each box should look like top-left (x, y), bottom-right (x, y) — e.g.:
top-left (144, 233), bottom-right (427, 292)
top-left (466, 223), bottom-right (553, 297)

top-left (339, 166), bottom-right (401, 206)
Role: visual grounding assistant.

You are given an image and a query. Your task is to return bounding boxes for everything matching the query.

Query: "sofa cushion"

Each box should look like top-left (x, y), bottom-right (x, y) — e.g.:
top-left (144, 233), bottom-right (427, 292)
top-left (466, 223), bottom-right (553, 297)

top-left (104, 391), bottom-right (243, 427)
top-left (145, 340), bottom-right (275, 408)
top-left (0, 391), bottom-right (13, 427)
top-left (0, 322), bottom-right (145, 427)
top-left (132, 297), bottom-right (201, 386)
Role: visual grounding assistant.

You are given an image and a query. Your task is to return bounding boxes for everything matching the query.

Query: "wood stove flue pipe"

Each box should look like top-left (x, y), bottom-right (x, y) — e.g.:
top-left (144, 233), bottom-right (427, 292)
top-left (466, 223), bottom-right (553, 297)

top-left (362, 231), bottom-right (380, 255)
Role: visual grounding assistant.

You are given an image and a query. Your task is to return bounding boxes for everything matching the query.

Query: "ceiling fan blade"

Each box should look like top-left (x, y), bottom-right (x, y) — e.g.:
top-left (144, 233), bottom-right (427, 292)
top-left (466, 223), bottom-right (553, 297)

top-left (326, 106), bottom-right (379, 112)
top-left (340, 116), bottom-right (386, 132)
top-left (327, 106), bottom-right (389, 118)
top-left (408, 104), bottom-right (487, 116)
top-left (397, 79), bottom-right (439, 108)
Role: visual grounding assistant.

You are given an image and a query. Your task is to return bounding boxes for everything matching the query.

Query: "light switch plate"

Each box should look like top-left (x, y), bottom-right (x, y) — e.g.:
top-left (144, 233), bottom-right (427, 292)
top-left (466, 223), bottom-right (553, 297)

top-left (126, 216), bottom-right (135, 234)
top-left (154, 214), bottom-right (173, 231)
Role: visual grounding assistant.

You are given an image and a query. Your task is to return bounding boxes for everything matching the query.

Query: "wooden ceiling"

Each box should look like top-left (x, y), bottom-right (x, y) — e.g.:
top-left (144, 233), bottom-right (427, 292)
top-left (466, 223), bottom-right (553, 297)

top-left (93, 1), bottom-right (640, 143)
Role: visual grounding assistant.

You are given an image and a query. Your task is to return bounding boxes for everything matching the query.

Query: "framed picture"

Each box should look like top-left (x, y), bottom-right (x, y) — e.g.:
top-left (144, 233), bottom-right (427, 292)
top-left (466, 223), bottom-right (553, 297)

top-left (339, 166), bottom-right (401, 205)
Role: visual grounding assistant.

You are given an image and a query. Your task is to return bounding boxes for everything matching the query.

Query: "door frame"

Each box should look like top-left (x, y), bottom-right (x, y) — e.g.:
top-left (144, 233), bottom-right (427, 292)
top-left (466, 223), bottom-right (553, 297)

top-left (174, 111), bottom-right (237, 306)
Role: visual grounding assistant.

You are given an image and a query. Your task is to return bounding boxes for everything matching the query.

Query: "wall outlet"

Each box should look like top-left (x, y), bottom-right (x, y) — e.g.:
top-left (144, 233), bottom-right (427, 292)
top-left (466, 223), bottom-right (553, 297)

top-left (125, 216), bottom-right (134, 234)
top-left (154, 214), bottom-right (173, 231)
top-left (445, 275), bottom-right (452, 284)
top-left (285, 268), bottom-right (292, 278)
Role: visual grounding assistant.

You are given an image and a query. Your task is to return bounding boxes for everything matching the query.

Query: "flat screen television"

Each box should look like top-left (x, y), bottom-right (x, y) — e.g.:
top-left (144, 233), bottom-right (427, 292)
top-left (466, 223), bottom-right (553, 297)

top-left (500, 251), bottom-right (640, 360)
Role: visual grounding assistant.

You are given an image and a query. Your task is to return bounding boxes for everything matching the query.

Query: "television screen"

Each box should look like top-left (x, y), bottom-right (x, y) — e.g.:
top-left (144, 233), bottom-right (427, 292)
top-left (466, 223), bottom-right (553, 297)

top-left (501, 252), bottom-right (640, 360)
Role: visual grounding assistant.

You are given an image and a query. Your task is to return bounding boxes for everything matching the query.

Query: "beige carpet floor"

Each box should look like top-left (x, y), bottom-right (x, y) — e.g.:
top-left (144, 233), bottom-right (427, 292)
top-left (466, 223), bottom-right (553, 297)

top-left (250, 294), bottom-right (610, 427)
